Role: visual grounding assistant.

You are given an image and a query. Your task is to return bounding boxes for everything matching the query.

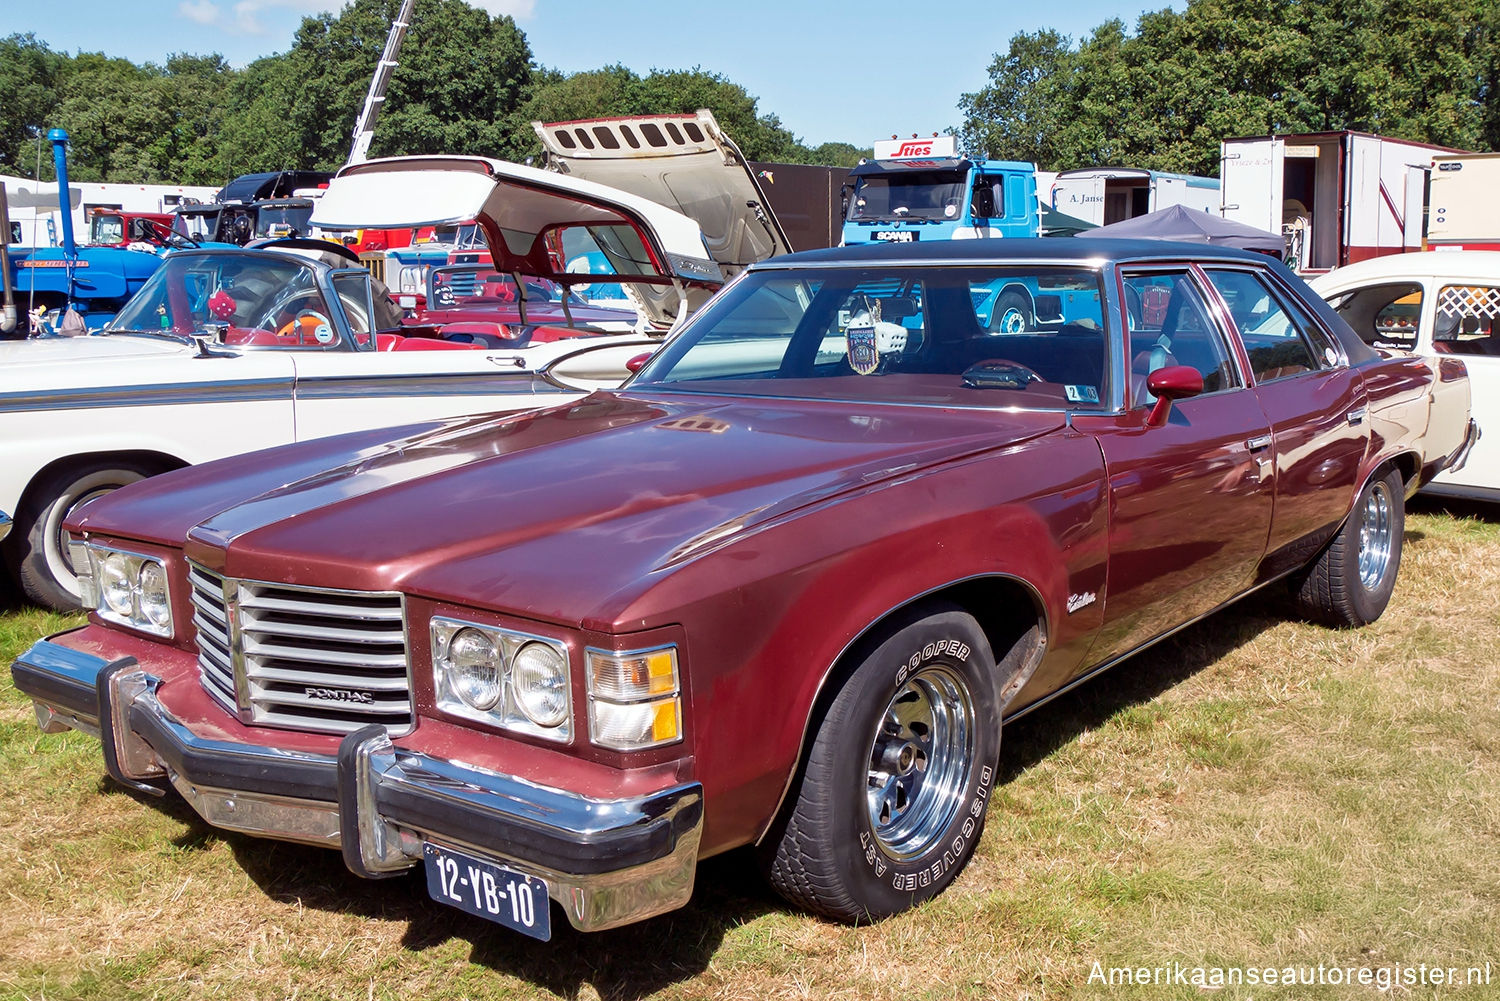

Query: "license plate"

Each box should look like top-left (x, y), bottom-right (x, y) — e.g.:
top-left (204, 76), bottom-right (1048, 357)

top-left (874, 230), bottom-right (918, 242)
top-left (423, 842), bottom-right (551, 940)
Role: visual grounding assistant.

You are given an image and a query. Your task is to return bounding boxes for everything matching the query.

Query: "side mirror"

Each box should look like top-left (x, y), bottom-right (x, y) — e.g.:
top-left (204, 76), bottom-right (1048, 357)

top-left (1145, 365), bottom-right (1204, 426)
top-left (625, 352), bottom-right (653, 374)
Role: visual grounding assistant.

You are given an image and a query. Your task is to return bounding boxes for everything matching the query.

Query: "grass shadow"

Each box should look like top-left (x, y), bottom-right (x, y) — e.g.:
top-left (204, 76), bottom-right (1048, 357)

top-left (170, 819), bottom-right (778, 999)
top-left (998, 590), bottom-right (1283, 782)
top-left (1409, 494), bottom-right (1500, 524)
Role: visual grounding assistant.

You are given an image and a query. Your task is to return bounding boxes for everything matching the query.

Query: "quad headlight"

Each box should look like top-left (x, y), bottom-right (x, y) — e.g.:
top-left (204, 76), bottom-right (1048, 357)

top-left (585, 646), bottom-right (682, 750)
top-left (431, 618), bottom-right (572, 742)
top-left (80, 544), bottom-right (174, 637)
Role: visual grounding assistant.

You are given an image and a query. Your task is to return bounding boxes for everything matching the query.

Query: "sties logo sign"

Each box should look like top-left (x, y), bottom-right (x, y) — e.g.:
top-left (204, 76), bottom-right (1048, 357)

top-left (872, 135), bottom-right (959, 161)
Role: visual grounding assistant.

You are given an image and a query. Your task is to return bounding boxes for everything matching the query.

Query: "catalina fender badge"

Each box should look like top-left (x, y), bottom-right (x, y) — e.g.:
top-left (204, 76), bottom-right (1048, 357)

top-left (847, 317), bottom-right (879, 375)
top-left (1067, 591), bottom-right (1097, 614)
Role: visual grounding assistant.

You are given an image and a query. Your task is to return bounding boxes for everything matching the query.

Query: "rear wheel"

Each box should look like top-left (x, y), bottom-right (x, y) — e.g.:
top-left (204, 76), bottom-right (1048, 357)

top-left (1293, 467), bottom-right (1405, 627)
top-left (988, 290), bottom-right (1031, 334)
top-left (763, 604), bottom-right (1001, 922)
top-left (10, 461), bottom-right (153, 609)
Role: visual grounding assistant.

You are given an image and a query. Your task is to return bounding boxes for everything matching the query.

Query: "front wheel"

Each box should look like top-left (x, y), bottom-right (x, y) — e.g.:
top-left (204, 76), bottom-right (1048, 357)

top-left (763, 604), bottom-right (1001, 922)
top-left (10, 461), bottom-right (152, 609)
top-left (1293, 467), bottom-right (1405, 627)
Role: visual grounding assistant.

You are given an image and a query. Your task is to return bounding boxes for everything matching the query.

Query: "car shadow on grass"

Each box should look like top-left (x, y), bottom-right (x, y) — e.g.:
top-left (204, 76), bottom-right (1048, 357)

top-left (997, 589), bottom-right (1285, 783)
top-left (115, 786), bottom-right (774, 999)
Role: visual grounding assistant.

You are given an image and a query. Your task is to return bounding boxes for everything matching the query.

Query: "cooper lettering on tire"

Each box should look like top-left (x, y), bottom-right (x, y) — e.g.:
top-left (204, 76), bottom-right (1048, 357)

top-left (763, 602), bottom-right (1006, 922)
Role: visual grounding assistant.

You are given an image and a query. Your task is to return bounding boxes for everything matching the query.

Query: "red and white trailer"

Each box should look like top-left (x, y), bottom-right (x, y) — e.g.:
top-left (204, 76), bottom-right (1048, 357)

top-left (1221, 131), bottom-right (1463, 273)
top-left (1426, 152), bottom-right (1500, 253)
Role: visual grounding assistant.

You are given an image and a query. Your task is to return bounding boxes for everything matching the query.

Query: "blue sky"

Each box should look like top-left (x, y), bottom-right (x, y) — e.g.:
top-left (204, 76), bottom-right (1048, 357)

top-left (7, 0), bottom-right (1181, 147)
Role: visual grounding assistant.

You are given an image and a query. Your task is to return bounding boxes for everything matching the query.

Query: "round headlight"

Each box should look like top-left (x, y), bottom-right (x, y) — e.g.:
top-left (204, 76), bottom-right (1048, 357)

top-left (447, 628), bottom-right (502, 711)
top-left (138, 561), bottom-right (170, 628)
top-left (512, 642), bottom-right (569, 728)
top-left (100, 553), bottom-right (135, 616)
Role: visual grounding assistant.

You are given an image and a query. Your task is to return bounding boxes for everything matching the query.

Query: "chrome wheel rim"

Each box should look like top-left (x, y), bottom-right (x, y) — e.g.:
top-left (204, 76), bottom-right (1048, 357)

top-left (1357, 480), bottom-right (1394, 590)
top-left (866, 666), bottom-right (975, 860)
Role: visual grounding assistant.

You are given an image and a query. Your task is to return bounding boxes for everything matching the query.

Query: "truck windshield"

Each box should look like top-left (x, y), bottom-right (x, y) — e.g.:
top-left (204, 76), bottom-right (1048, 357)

top-left (255, 204), bottom-right (315, 239)
top-left (634, 265), bottom-right (1110, 411)
top-left (848, 170), bottom-right (967, 223)
top-left (90, 215), bottom-right (124, 245)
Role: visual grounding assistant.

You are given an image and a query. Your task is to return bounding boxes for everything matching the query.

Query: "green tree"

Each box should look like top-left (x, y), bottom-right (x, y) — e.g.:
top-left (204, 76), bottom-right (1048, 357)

top-left (960, 0), bottom-right (1499, 176)
top-left (217, 0), bottom-right (535, 174)
top-left (0, 34), bottom-right (70, 177)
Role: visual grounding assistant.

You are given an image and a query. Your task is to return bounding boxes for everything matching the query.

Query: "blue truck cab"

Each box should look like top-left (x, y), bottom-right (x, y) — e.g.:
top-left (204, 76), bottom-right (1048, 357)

top-left (841, 137), bottom-right (1100, 333)
top-left (841, 136), bottom-right (1039, 246)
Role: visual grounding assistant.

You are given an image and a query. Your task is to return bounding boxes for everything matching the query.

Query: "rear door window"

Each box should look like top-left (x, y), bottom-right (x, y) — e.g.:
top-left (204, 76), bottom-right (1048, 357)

top-left (1433, 284), bottom-right (1500, 356)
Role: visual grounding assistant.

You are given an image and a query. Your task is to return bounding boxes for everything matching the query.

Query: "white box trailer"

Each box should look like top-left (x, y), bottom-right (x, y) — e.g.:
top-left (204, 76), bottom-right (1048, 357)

top-left (1220, 131), bottom-right (1460, 273)
top-left (3, 174), bottom-right (220, 246)
top-left (1427, 152), bottom-right (1500, 252)
top-left (1048, 167), bottom-right (1220, 227)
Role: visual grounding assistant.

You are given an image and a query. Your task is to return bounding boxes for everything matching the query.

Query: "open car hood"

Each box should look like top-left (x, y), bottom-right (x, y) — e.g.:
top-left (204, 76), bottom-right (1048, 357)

top-left (532, 109), bottom-right (791, 275)
top-left (311, 156), bottom-right (724, 329)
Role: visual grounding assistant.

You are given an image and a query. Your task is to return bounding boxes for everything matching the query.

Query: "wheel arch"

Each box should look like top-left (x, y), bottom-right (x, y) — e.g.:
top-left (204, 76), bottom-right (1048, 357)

top-left (15, 449), bottom-right (189, 519)
top-left (753, 571), bottom-right (1049, 846)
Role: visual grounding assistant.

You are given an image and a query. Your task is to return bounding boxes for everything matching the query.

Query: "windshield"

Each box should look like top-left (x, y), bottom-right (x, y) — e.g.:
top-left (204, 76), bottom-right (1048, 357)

top-left (174, 209), bottom-right (218, 242)
top-left (109, 252), bottom-right (343, 348)
top-left (427, 222), bottom-right (485, 248)
top-left (848, 170), bottom-right (968, 223)
top-left (90, 215), bottom-right (124, 245)
top-left (634, 265), bottom-right (1110, 409)
top-left (255, 204), bottom-right (314, 239)
top-left (428, 266), bottom-right (584, 309)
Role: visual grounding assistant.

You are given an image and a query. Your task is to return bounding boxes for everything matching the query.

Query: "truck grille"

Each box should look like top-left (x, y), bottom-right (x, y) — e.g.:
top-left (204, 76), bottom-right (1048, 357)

top-left (188, 563), bottom-right (413, 736)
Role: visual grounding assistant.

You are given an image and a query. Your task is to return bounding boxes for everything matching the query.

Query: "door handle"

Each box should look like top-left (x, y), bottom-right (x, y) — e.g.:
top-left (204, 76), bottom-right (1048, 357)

top-left (1246, 434), bottom-right (1272, 451)
top-left (1346, 407), bottom-right (1367, 426)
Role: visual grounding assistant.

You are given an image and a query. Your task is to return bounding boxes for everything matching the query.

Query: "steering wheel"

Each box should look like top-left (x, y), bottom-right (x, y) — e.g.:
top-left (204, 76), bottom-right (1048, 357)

top-left (145, 219), bottom-right (199, 250)
top-left (277, 309), bottom-right (336, 346)
top-left (961, 359), bottom-right (1045, 389)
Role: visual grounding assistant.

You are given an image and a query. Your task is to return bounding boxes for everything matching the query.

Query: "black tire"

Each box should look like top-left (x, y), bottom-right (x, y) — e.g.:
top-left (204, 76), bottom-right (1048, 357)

top-left (1293, 467), bottom-right (1405, 627)
top-left (10, 461), bottom-right (152, 610)
top-left (763, 603), bottom-right (1003, 922)
top-left (988, 290), bottom-right (1031, 334)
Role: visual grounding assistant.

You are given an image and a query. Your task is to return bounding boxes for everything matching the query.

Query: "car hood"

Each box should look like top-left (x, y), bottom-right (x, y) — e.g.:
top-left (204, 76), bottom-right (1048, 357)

top-left (76, 393), bottom-right (1063, 630)
top-left (0, 333), bottom-right (190, 366)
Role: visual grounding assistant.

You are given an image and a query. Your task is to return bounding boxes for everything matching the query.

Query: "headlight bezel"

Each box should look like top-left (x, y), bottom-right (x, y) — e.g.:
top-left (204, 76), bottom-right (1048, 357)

top-left (585, 645), bottom-right (684, 751)
top-left (81, 543), bottom-right (175, 638)
top-left (430, 616), bottom-right (573, 743)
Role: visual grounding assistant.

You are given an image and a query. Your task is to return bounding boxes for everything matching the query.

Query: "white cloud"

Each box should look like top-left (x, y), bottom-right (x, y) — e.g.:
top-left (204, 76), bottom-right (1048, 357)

top-left (178, 0), bottom-right (222, 25)
top-left (474, 0), bottom-right (536, 18)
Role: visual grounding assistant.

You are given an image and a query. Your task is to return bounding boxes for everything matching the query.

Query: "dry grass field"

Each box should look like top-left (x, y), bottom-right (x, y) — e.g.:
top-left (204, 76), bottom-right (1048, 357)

top-left (2, 499), bottom-right (1497, 1001)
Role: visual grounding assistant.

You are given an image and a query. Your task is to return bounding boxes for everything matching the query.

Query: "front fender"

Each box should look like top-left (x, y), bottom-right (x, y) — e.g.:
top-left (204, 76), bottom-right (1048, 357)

top-left (613, 429), bottom-right (1110, 858)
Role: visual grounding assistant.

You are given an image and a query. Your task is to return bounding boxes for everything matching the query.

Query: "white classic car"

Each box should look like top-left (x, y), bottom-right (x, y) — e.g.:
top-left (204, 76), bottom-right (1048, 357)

top-left (1, 156), bottom-right (733, 609)
top-left (1310, 250), bottom-right (1497, 501)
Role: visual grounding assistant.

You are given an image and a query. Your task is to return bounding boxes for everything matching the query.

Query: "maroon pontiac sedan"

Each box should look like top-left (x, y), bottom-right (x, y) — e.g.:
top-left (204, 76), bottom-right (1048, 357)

top-left (11, 239), bottom-right (1477, 938)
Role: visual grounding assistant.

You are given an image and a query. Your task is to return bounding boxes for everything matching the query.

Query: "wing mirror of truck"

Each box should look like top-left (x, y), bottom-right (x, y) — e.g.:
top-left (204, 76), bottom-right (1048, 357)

top-left (1145, 365), bottom-right (1204, 427)
top-left (625, 352), bottom-right (653, 374)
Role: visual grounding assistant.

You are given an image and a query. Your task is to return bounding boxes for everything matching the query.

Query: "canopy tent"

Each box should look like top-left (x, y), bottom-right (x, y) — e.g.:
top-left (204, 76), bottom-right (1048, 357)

top-left (1085, 203), bottom-right (1285, 254)
top-left (1039, 203), bottom-right (1098, 237)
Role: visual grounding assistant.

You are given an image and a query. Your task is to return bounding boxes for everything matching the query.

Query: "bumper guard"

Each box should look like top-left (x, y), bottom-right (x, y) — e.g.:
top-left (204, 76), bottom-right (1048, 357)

top-left (12, 637), bottom-right (703, 933)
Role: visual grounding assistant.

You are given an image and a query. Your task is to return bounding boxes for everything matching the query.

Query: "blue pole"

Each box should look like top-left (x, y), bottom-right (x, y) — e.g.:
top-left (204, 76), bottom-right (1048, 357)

top-left (47, 128), bottom-right (76, 313)
top-left (48, 129), bottom-right (76, 261)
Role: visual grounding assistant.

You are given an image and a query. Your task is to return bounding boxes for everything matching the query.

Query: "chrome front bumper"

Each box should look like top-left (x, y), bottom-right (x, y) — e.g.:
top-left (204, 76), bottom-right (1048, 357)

top-left (12, 638), bottom-right (703, 934)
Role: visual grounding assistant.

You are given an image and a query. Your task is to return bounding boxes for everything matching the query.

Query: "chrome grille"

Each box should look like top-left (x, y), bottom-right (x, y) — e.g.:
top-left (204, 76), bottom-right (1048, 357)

top-left (188, 562), bottom-right (412, 735)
